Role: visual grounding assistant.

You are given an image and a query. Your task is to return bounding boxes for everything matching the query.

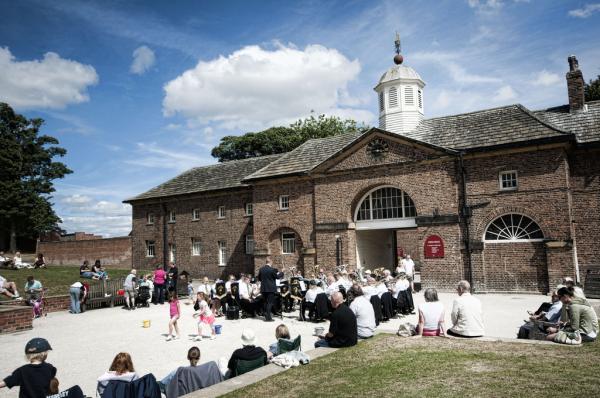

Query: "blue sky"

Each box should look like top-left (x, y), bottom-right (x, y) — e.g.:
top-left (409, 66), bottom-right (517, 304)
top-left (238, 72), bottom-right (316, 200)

top-left (1, 0), bottom-right (599, 237)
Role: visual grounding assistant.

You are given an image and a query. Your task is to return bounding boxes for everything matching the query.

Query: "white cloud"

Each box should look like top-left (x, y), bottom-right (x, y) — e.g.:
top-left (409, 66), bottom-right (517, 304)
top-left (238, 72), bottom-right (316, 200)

top-left (493, 85), bottom-right (517, 102)
top-left (467, 0), bottom-right (504, 13)
top-left (0, 47), bottom-right (98, 109)
top-left (531, 70), bottom-right (561, 87)
top-left (412, 51), bottom-right (501, 84)
top-left (163, 43), bottom-right (373, 131)
top-left (62, 194), bottom-right (93, 206)
top-left (130, 45), bottom-right (155, 75)
top-left (58, 196), bottom-right (131, 237)
top-left (568, 4), bottom-right (600, 18)
top-left (126, 142), bottom-right (213, 171)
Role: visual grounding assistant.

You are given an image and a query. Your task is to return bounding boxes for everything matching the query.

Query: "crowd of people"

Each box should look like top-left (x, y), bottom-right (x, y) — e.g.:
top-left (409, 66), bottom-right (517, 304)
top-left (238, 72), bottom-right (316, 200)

top-left (0, 252), bottom-right (46, 270)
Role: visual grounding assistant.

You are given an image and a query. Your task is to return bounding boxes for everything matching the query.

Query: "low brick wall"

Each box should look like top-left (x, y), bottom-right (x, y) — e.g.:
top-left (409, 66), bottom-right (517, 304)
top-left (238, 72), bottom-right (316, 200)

top-left (0, 305), bottom-right (33, 334)
top-left (45, 295), bottom-right (71, 312)
top-left (37, 236), bottom-right (132, 268)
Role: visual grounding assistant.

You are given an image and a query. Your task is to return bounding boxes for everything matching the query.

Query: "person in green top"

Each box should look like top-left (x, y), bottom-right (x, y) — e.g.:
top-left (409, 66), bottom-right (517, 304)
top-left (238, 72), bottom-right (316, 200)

top-left (546, 287), bottom-right (598, 343)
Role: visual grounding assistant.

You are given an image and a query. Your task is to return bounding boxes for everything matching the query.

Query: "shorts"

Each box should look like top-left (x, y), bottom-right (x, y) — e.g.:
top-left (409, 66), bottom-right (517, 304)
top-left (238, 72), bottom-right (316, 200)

top-left (199, 314), bottom-right (215, 325)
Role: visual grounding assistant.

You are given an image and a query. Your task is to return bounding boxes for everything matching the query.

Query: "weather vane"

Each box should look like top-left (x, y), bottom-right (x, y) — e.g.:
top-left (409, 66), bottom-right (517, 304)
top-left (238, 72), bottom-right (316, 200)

top-left (393, 32), bottom-right (403, 65)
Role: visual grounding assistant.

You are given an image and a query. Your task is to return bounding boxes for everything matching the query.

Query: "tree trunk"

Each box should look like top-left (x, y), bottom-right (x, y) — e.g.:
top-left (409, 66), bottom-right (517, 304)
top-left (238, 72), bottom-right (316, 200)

top-left (9, 220), bottom-right (17, 253)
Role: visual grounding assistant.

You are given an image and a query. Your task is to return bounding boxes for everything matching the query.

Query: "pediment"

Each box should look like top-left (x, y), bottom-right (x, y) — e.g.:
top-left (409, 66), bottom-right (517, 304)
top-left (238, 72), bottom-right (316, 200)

top-left (314, 128), bottom-right (452, 174)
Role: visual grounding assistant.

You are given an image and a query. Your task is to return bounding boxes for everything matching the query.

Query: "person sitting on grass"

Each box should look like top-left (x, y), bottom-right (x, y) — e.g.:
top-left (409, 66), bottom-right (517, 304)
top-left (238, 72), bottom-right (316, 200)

top-left (0, 274), bottom-right (21, 300)
top-left (349, 284), bottom-right (376, 339)
top-left (96, 352), bottom-right (138, 395)
top-left (92, 260), bottom-right (108, 280)
top-left (416, 288), bottom-right (445, 337)
top-left (0, 338), bottom-right (57, 398)
top-left (546, 287), bottom-right (598, 344)
top-left (447, 280), bottom-right (484, 338)
top-left (518, 290), bottom-right (562, 339)
top-left (12, 252), bottom-right (31, 269)
top-left (79, 260), bottom-right (99, 280)
top-left (33, 253), bottom-right (47, 269)
top-left (0, 252), bottom-right (7, 267)
top-left (226, 329), bottom-right (268, 378)
top-left (314, 292), bottom-right (357, 348)
top-left (268, 324), bottom-right (292, 358)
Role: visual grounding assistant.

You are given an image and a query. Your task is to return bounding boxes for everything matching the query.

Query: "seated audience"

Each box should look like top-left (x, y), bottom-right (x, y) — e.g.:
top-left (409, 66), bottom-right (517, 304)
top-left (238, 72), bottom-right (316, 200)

top-left (268, 324), bottom-right (291, 358)
top-left (301, 280), bottom-right (324, 321)
top-left (12, 252), bottom-right (31, 269)
top-left (546, 287), bottom-right (598, 344)
top-left (417, 288), bottom-right (445, 337)
top-left (348, 284), bottom-right (376, 339)
top-left (226, 329), bottom-right (268, 378)
top-left (92, 260), bottom-right (108, 280)
top-left (33, 253), bottom-right (47, 269)
top-left (79, 260), bottom-right (99, 280)
top-left (0, 338), bottom-right (57, 397)
top-left (97, 352), bottom-right (138, 396)
top-left (518, 290), bottom-right (562, 339)
top-left (0, 274), bottom-right (21, 300)
top-left (447, 280), bottom-right (484, 338)
top-left (393, 273), bottom-right (414, 315)
top-left (560, 277), bottom-right (586, 300)
top-left (196, 276), bottom-right (213, 297)
top-left (163, 346), bottom-right (223, 396)
top-left (314, 292), bottom-right (357, 348)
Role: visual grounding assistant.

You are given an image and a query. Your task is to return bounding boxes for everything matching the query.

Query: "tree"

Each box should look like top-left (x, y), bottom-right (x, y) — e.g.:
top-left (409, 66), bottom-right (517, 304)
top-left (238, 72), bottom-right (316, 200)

top-left (0, 103), bottom-right (72, 252)
top-left (585, 75), bottom-right (600, 102)
top-left (211, 114), bottom-right (368, 162)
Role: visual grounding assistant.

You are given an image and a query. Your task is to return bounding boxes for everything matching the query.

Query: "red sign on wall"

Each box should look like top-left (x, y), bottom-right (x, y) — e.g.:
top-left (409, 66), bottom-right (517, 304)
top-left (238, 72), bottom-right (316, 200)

top-left (424, 235), bottom-right (445, 258)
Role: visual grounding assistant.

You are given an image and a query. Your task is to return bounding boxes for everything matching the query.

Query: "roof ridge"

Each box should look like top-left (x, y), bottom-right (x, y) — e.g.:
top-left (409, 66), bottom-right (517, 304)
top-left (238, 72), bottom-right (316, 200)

top-left (423, 104), bottom-right (520, 122)
top-left (515, 104), bottom-right (571, 135)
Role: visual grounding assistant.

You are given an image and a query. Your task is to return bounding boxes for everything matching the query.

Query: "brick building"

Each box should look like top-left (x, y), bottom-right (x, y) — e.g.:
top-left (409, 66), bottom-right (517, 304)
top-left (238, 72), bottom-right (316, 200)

top-left (124, 53), bottom-right (599, 293)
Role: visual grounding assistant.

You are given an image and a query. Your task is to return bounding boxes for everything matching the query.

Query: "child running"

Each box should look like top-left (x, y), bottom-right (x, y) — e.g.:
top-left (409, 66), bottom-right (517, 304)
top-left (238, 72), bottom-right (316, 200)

top-left (194, 292), bottom-right (216, 341)
top-left (166, 291), bottom-right (181, 341)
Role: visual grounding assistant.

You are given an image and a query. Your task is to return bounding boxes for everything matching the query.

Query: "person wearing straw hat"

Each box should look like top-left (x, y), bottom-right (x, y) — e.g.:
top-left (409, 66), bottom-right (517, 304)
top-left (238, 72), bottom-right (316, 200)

top-left (226, 329), bottom-right (268, 377)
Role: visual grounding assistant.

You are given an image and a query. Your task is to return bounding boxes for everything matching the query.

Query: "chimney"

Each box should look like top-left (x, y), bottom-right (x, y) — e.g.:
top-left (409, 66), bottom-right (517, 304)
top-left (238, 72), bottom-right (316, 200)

top-left (566, 55), bottom-right (586, 113)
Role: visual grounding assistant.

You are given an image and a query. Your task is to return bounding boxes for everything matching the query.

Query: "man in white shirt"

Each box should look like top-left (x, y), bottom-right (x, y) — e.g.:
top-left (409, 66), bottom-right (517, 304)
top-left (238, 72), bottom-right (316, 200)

top-left (325, 275), bottom-right (339, 298)
top-left (349, 285), bottom-right (376, 338)
top-left (400, 254), bottom-right (416, 292)
top-left (301, 280), bottom-right (324, 321)
top-left (447, 280), bottom-right (484, 338)
top-left (197, 276), bottom-right (213, 297)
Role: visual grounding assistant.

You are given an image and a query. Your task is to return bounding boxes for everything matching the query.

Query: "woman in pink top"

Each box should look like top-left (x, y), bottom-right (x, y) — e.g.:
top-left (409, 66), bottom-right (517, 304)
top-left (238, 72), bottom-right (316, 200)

top-left (153, 264), bottom-right (167, 305)
top-left (166, 291), bottom-right (181, 341)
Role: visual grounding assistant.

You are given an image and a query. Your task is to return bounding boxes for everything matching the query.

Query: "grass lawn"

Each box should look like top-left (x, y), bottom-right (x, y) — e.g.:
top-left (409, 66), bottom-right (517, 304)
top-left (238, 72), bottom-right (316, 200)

top-left (224, 334), bottom-right (600, 398)
top-left (0, 266), bottom-right (150, 297)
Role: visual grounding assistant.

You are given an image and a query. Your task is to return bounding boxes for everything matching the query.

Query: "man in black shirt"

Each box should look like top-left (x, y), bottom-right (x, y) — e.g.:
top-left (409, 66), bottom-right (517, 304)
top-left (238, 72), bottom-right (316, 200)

top-left (226, 329), bottom-right (268, 377)
top-left (257, 256), bottom-right (283, 322)
top-left (314, 292), bottom-right (357, 348)
top-left (167, 262), bottom-right (178, 292)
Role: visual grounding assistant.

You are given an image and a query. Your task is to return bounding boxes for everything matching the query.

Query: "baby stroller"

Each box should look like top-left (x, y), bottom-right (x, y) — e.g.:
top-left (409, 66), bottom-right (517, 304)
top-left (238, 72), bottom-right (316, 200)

top-left (137, 285), bottom-right (151, 308)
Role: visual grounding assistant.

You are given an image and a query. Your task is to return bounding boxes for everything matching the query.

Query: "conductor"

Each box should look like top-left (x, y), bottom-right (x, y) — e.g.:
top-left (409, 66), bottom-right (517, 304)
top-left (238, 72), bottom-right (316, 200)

top-left (258, 256), bottom-right (283, 322)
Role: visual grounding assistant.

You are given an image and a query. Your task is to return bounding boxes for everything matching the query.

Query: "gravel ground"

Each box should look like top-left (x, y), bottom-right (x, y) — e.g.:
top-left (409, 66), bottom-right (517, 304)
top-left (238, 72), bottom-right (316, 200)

top-left (0, 292), bottom-right (549, 396)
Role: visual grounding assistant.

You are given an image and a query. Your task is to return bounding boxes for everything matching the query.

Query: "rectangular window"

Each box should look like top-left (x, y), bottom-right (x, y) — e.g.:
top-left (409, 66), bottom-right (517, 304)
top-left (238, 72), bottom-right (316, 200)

top-left (217, 206), bottom-right (225, 218)
top-left (389, 87), bottom-right (398, 108)
top-left (245, 234), bottom-right (254, 255)
top-left (145, 240), bottom-right (155, 257)
top-left (418, 89), bottom-right (423, 109)
top-left (192, 208), bottom-right (200, 221)
top-left (281, 232), bottom-right (295, 254)
top-left (146, 213), bottom-right (155, 225)
top-left (245, 203), bottom-right (253, 216)
top-left (192, 238), bottom-right (202, 256)
top-left (499, 170), bottom-right (518, 191)
top-left (218, 241), bottom-right (227, 266)
top-left (168, 210), bottom-right (176, 223)
top-left (279, 195), bottom-right (289, 210)
top-left (404, 86), bottom-right (414, 105)
top-left (168, 243), bottom-right (176, 263)
top-left (379, 92), bottom-right (384, 112)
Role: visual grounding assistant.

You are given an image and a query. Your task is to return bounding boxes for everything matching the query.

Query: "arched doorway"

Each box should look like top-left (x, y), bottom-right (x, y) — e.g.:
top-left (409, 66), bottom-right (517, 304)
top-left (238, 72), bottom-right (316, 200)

top-left (354, 186), bottom-right (417, 269)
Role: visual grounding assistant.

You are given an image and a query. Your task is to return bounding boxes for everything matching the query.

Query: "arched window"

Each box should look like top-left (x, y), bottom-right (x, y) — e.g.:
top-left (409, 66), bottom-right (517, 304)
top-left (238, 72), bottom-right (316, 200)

top-left (484, 214), bottom-right (544, 242)
top-left (356, 187), bottom-right (416, 221)
top-left (389, 87), bottom-right (398, 108)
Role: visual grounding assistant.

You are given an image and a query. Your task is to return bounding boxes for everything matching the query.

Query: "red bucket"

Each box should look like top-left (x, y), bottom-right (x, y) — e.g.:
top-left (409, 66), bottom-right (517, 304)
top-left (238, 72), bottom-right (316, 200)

top-left (117, 289), bottom-right (125, 296)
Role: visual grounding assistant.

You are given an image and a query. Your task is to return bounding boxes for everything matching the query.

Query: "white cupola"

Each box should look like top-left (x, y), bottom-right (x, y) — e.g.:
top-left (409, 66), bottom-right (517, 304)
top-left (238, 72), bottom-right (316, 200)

top-left (374, 34), bottom-right (425, 135)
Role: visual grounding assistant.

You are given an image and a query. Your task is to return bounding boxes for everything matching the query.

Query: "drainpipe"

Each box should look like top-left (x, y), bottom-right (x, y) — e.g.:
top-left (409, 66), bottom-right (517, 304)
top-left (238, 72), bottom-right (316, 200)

top-left (161, 202), bottom-right (168, 271)
top-left (564, 154), bottom-right (581, 283)
top-left (459, 153), bottom-right (474, 288)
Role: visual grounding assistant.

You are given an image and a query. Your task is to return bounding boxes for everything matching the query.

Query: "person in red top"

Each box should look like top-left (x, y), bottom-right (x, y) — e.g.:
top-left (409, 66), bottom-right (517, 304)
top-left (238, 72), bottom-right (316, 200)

top-left (153, 264), bottom-right (167, 305)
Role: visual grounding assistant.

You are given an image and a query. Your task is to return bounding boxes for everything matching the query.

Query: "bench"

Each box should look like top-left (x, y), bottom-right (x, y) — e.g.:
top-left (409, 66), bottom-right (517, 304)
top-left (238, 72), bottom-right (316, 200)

top-left (81, 277), bottom-right (126, 312)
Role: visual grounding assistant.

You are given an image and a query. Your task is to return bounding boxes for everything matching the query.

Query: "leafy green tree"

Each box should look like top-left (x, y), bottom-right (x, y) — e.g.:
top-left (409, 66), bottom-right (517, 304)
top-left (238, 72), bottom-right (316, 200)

top-left (585, 75), bottom-right (600, 102)
top-left (0, 103), bottom-right (72, 252)
top-left (211, 114), bottom-right (368, 162)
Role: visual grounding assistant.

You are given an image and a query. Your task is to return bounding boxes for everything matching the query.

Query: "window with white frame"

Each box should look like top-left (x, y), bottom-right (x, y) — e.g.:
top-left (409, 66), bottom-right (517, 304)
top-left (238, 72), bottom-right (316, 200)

top-left (217, 206), bottom-right (225, 218)
top-left (146, 240), bottom-right (156, 257)
top-left (388, 87), bottom-right (398, 108)
top-left (484, 214), bottom-right (543, 242)
top-left (404, 86), bottom-right (414, 105)
top-left (245, 203), bottom-right (253, 216)
top-left (192, 208), bottom-right (201, 221)
top-left (499, 170), bottom-right (518, 191)
top-left (279, 195), bottom-right (289, 210)
top-left (379, 92), bottom-right (384, 112)
top-left (146, 213), bottom-right (155, 225)
top-left (357, 187), bottom-right (417, 221)
top-left (168, 243), bottom-right (176, 263)
top-left (191, 238), bottom-right (202, 256)
top-left (281, 232), bottom-right (295, 254)
top-left (218, 241), bottom-right (227, 266)
top-left (168, 210), bottom-right (176, 223)
top-left (245, 234), bottom-right (254, 255)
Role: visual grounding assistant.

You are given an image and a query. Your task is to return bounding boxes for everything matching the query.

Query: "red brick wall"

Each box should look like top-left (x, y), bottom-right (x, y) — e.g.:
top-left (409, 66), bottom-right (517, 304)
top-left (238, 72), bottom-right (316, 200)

top-left (45, 295), bottom-right (71, 312)
top-left (0, 306), bottom-right (33, 334)
top-left (37, 237), bottom-right (132, 268)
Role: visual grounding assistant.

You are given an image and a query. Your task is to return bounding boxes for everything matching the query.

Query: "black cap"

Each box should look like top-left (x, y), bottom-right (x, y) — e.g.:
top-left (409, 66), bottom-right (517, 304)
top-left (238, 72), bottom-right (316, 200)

top-left (25, 338), bottom-right (52, 354)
